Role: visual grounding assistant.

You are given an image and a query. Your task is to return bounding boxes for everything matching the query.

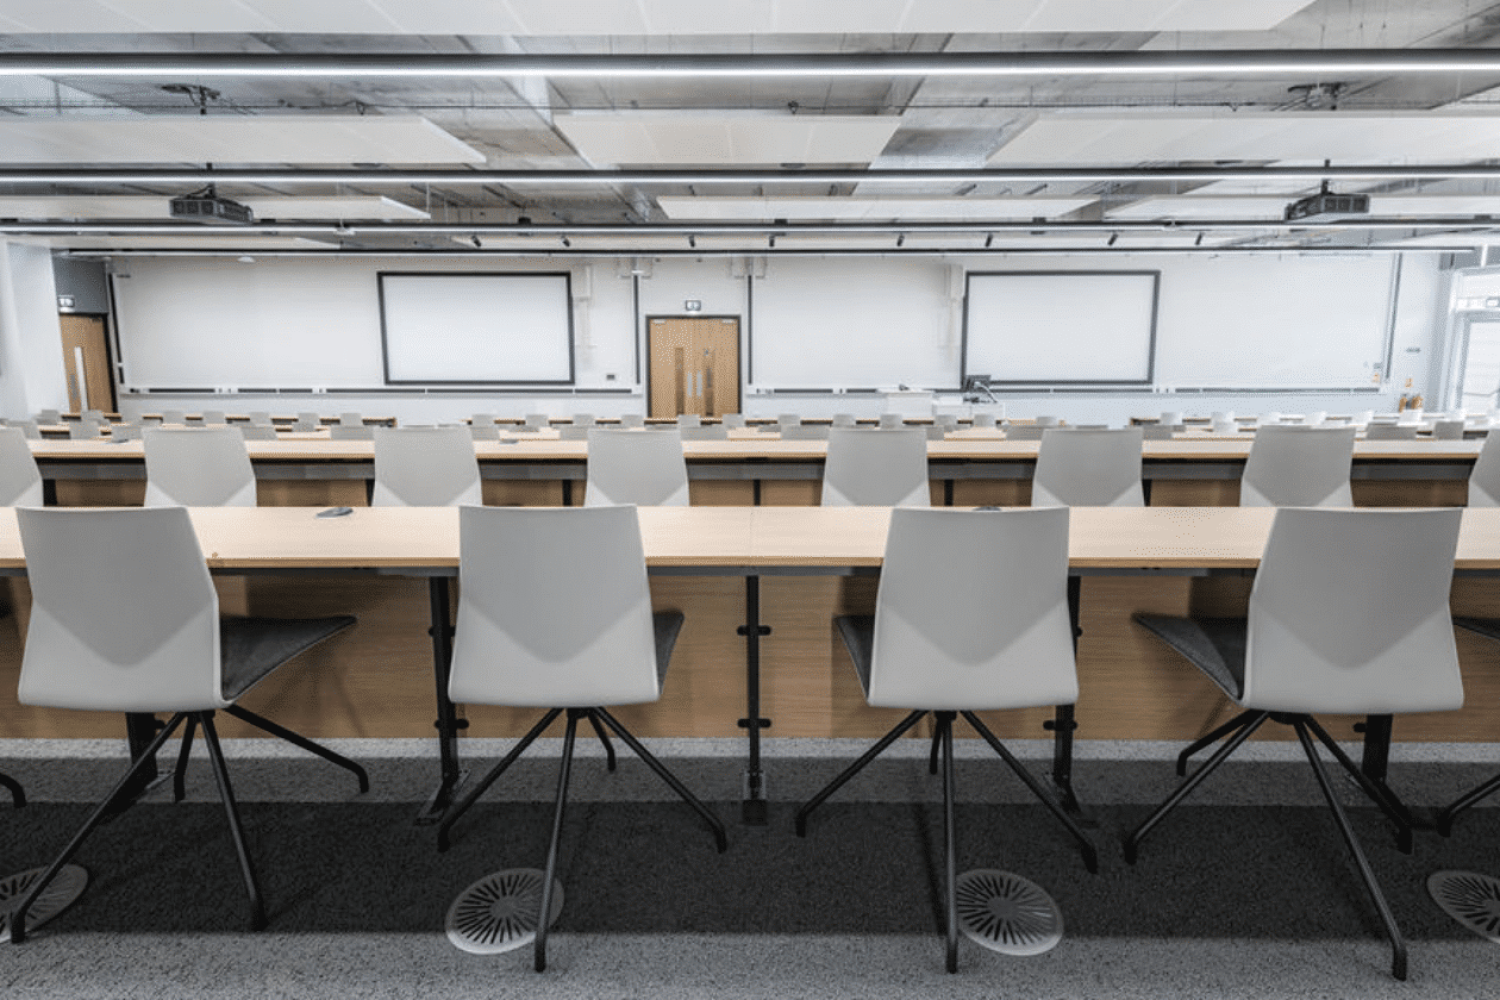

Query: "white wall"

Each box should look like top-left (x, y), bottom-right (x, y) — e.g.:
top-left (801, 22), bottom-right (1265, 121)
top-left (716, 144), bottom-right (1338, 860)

top-left (99, 250), bottom-right (1450, 426)
top-left (0, 241), bottom-right (67, 421)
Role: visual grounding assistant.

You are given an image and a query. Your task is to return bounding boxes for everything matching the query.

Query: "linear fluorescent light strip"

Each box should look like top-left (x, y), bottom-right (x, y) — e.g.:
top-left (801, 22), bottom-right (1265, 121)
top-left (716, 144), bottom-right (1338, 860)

top-left (4, 50), bottom-right (1500, 78)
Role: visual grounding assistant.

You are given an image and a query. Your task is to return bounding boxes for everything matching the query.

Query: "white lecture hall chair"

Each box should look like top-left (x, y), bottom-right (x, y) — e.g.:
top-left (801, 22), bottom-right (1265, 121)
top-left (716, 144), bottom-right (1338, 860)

top-left (795, 507), bottom-right (1097, 973)
top-left (584, 428), bottom-right (690, 506)
top-left (371, 426), bottom-right (482, 507)
top-left (5, 506), bottom-right (367, 942)
top-left (434, 505), bottom-right (726, 970)
top-left (1127, 507), bottom-right (1465, 981)
top-left (1032, 427), bottom-right (1145, 507)
top-left (821, 427), bottom-right (930, 507)
top-left (142, 426), bottom-right (257, 507)
top-left (1238, 425), bottom-right (1356, 507)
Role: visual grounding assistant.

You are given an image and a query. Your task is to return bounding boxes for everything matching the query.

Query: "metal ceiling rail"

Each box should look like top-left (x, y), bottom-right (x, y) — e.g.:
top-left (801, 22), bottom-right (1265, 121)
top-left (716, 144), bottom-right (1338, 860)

top-left (6, 165), bottom-right (1500, 186)
top-left (3, 219), bottom-right (1496, 236)
top-left (5, 49), bottom-right (1500, 78)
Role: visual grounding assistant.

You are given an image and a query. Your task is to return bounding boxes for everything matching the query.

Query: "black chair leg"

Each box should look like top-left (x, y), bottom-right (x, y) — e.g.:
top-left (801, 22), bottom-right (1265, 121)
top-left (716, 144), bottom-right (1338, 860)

top-left (594, 707), bottom-right (727, 853)
top-left (0, 770), bottom-right (24, 808)
top-left (172, 715), bottom-right (198, 803)
top-left (10, 712), bottom-right (187, 943)
top-left (438, 708), bottom-right (561, 852)
top-left (795, 710), bottom-right (927, 836)
top-left (962, 711), bottom-right (1098, 874)
top-left (534, 710), bottom-right (581, 973)
top-left (938, 711), bottom-right (959, 974)
top-left (586, 711), bottom-right (617, 772)
top-left (1176, 709), bottom-right (1259, 776)
top-left (1438, 770), bottom-right (1500, 836)
top-left (1293, 720), bottom-right (1407, 982)
top-left (929, 725), bottom-right (941, 776)
top-left (1303, 716), bottom-right (1414, 853)
top-left (1125, 711), bottom-right (1270, 864)
top-left (199, 712), bottom-right (267, 931)
top-left (222, 704), bottom-right (370, 793)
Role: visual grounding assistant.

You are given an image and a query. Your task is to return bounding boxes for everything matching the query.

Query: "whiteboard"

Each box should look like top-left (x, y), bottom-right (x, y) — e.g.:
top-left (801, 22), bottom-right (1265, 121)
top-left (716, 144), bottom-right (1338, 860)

top-left (379, 272), bottom-right (574, 384)
top-left (964, 271), bottom-right (1158, 384)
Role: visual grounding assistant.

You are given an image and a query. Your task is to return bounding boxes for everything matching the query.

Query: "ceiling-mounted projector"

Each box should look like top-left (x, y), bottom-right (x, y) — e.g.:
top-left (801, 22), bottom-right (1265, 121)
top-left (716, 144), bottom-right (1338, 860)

top-left (169, 184), bottom-right (254, 225)
top-left (1284, 182), bottom-right (1369, 222)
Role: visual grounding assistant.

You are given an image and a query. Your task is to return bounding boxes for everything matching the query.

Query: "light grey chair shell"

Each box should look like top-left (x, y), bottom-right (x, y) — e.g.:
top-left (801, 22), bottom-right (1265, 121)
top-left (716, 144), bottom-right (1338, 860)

top-left (863, 507), bottom-right (1078, 711)
top-left (0, 426), bottom-right (44, 506)
top-left (330, 424), bottom-right (374, 440)
top-left (677, 413), bottom-right (702, 428)
top-left (821, 427), bottom-right (930, 507)
top-left (110, 422), bottom-right (142, 442)
top-left (680, 425), bottom-right (730, 440)
top-left (878, 413), bottom-right (904, 429)
top-left (450, 505), bottom-right (666, 709)
top-left (143, 427), bottom-right (257, 507)
top-left (619, 413), bottom-right (645, 429)
top-left (339, 412), bottom-right (364, 427)
top-left (372, 426), bottom-right (482, 507)
top-left (972, 412), bottom-right (997, 429)
top-left (585, 428), bottom-right (690, 507)
top-left (572, 413), bottom-right (597, 427)
top-left (1240, 425), bottom-right (1355, 507)
top-left (1432, 419), bottom-right (1465, 441)
top-left (783, 424), bottom-right (831, 440)
top-left (36, 408), bottom-right (61, 424)
top-left (239, 424), bottom-right (277, 441)
top-left (294, 411), bottom-right (320, 432)
top-left (248, 411), bottom-right (273, 426)
top-left (68, 421), bottom-right (104, 440)
top-left (1005, 424), bottom-right (1045, 441)
top-left (1032, 427), bottom-right (1145, 507)
top-left (832, 413), bottom-right (856, 428)
top-left (201, 410), bottom-right (228, 426)
top-left (1469, 430), bottom-right (1500, 506)
top-left (12, 419), bottom-right (41, 440)
top-left (777, 413), bottom-right (802, 429)
top-left (721, 413), bottom-right (746, 429)
top-left (559, 426), bottom-right (591, 440)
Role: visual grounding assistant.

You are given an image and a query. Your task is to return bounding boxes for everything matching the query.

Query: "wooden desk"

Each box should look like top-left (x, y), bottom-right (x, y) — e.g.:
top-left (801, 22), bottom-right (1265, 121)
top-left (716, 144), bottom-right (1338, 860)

top-left (6, 505), bottom-right (1500, 823)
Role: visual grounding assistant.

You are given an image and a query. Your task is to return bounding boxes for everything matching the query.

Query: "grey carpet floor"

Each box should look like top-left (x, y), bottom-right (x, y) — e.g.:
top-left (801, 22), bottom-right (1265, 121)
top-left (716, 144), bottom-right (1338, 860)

top-left (3, 738), bottom-right (1500, 999)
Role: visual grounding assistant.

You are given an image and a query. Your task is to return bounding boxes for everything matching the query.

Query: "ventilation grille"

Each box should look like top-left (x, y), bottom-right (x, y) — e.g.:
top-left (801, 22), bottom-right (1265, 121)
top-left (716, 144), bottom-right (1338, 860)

top-left (955, 869), bottom-right (1064, 956)
top-left (445, 868), bottom-right (564, 955)
top-left (0, 865), bottom-right (89, 943)
top-left (1429, 870), bottom-right (1500, 943)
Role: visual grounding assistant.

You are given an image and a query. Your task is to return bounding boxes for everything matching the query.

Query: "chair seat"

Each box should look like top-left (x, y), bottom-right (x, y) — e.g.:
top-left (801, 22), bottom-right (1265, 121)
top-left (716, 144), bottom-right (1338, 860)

top-left (1455, 617), bottom-right (1500, 643)
top-left (834, 615), bottom-right (876, 696)
top-left (652, 611), bottom-right (685, 689)
top-left (220, 615), bottom-right (357, 702)
top-left (1133, 614), bottom-right (1247, 702)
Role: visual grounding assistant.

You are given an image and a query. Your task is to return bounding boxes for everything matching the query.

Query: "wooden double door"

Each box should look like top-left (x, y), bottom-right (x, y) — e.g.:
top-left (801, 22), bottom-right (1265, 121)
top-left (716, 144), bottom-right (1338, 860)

top-left (648, 316), bottom-right (740, 419)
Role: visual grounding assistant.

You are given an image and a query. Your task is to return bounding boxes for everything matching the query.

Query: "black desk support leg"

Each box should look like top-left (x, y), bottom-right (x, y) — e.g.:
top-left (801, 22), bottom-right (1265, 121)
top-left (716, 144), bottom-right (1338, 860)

top-left (1044, 576), bottom-right (1084, 815)
top-left (110, 712), bottom-right (164, 814)
top-left (738, 574), bottom-right (772, 825)
top-left (416, 576), bottom-right (467, 825)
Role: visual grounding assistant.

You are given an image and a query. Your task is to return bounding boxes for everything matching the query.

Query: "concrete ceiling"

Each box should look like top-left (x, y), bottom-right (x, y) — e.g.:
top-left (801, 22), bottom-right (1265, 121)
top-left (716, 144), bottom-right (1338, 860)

top-left (3, 0), bottom-right (1500, 254)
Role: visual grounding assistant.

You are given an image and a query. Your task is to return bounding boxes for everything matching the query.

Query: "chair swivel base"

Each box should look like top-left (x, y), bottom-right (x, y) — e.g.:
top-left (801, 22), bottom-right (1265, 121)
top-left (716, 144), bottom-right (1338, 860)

top-left (0, 865), bottom-right (88, 943)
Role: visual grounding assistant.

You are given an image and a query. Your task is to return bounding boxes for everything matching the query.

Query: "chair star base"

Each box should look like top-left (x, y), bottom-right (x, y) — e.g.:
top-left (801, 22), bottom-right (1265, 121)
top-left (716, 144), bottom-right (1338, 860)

top-left (1124, 710), bottom-right (1415, 982)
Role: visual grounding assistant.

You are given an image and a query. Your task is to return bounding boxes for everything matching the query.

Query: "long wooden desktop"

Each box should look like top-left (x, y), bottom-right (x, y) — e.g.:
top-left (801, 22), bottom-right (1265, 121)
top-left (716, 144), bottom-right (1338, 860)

top-left (4, 505), bottom-right (1500, 824)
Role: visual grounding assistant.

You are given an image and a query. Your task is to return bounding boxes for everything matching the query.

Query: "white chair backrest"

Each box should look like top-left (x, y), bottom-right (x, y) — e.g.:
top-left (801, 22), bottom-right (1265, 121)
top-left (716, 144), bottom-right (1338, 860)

top-left (1365, 423), bottom-right (1418, 441)
top-left (832, 413), bottom-right (856, 428)
top-left (294, 412), bottom-right (320, 432)
top-left (618, 413), bottom-right (645, 429)
top-left (201, 410), bottom-right (228, 426)
top-left (1032, 427), bottom-right (1144, 507)
top-left (0, 427), bottom-right (43, 506)
top-left (339, 412), bottom-right (364, 427)
top-left (1240, 425), bottom-right (1355, 507)
top-left (68, 421), bottom-right (102, 440)
top-left (12, 419), bottom-right (40, 440)
top-left (143, 427), bottom-right (257, 507)
top-left (1245, 507), bottom-right (1464, 715)
top-left (721, 413), bottom-right (746, 429)
top-left (330, 425), bottom-right (374, 440)
top-left (572, 413), bottom-right (596, 427)
top-left (866, 507), bottom-right (1077, 711)
top-left (16, 506), bottom-right (225, 713)
top-left (1468, 430), bottom-right (1500, 506)
top-left (878, 413), bottom-right (904, 430)
top-left (1433, 419), bottom-right (1465, 441)
top-left (680, 425), bottom-right (729, 440)
top-left (677, 413), bottom-right (702, 428)
top-left (972, 412), bottom-right (996, 429)
top-left (783, 424), bottom-right (831, 440)
top-left (524, 412), bottom-right (550, 429)
top-left (372, 426), bottom-right (482, 506)
top-left (248, 411), bottom-right (273, 426)
top-left (822, 427), bottom-right (930, 507)
top-left (585, 428), bottom-right (690, 506)
top-left (36, 408), bottom-right (61, 424)
top-left (450, 505), bottom-right (662, 708)
top-left (239, 424), bottom-right (277, 441)
top-left (471, 413), bottom-right (496, 428)
top-left (777, 413), bottom-right (802, 428)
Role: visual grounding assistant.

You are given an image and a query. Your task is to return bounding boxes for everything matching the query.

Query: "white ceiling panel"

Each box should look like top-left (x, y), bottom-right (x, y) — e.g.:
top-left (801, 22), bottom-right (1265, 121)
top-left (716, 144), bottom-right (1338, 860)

top-left (991, 113), bottom-right (1500, 166)
top-left (1370, 197), bottom-right (1500, 217)
top-left (657, 196), bottom-right (1094, 220)
top-left (50, 235), bottom-right (338, 250)
top-left (0, 115), bottom-right (483, 164)
top-left (0, 196), bottom-right (429, 220)
top-left (555, 114), bottom-right (899, 166)
top-left (0, 0), bottom-right (1318, 34)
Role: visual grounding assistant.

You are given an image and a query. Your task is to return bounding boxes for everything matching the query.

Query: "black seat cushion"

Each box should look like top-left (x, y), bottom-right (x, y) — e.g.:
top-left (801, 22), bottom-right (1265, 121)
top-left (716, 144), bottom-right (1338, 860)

top-left (1133, 614), bottom-right (1247, 701)
top-left (653, 611), bottom-right (686, 688)
top-left (834, 615), bottom-right (876, 697)
top-left (220, 615), bottom-right (357, 702)
top-left (1455, 617), bottom-right (1500, 643)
